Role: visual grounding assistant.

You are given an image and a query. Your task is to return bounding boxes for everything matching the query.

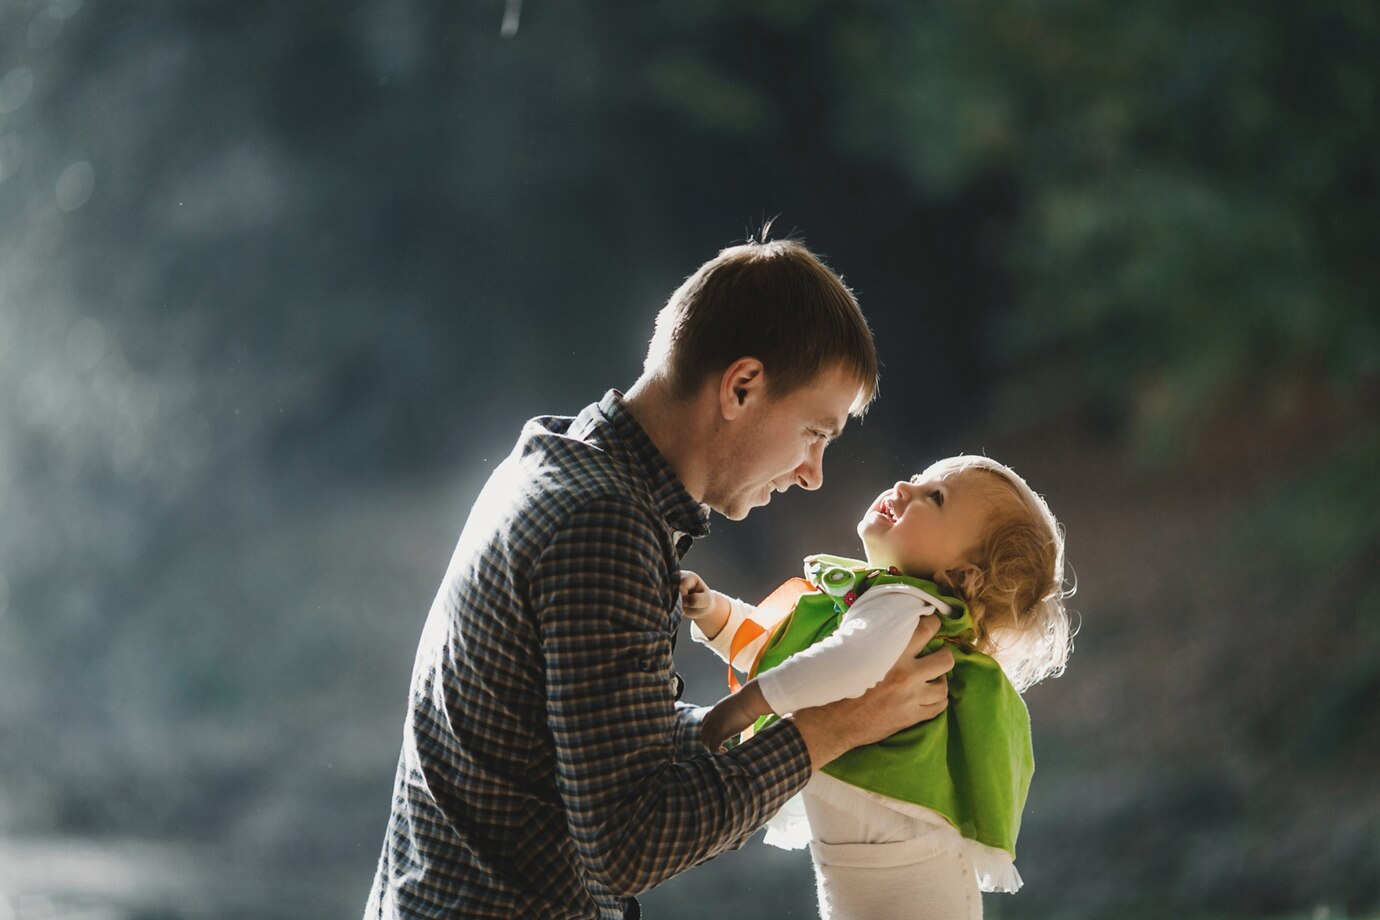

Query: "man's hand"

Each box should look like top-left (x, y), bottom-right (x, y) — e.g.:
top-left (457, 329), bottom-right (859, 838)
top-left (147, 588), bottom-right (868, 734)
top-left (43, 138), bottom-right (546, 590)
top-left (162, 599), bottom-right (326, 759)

top-left (787, 614), bottom-right (954, 770)
top-left (679, 571), bottom-right (731, 639)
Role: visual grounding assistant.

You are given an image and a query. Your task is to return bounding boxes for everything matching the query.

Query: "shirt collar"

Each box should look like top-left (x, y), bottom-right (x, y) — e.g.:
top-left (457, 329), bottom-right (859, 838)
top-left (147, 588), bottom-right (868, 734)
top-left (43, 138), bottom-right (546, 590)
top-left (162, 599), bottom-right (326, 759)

top-left (595, 389), bottom-right (710, 540)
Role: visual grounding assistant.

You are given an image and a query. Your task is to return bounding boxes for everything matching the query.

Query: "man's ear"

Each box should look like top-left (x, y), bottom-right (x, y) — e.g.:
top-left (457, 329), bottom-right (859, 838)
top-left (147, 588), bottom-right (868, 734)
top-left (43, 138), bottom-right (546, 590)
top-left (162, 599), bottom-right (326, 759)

top-left (718, 357), bottom-right (766, 420)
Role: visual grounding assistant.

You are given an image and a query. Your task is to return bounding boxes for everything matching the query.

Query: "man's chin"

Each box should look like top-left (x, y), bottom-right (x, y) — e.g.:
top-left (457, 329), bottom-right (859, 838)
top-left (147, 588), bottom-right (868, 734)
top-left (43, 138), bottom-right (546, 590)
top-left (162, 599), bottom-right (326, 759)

top-left (719, 499), bottom-right (756, 521)
top-left (716, 491), bottom-right (770, 521)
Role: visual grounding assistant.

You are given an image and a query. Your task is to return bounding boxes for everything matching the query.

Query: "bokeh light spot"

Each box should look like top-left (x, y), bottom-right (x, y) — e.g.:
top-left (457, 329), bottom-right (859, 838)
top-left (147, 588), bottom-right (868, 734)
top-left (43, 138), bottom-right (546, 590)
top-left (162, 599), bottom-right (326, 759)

top-left (55, 160), bottom-right (95, 211)
top-left (0, 68), bottom-right (34, 114)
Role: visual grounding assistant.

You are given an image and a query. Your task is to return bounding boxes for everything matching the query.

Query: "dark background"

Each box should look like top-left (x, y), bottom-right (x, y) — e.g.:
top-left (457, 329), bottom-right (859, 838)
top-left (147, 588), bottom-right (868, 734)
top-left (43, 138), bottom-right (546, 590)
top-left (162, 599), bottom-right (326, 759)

top-left (1, 1), bottom-right (1376, 917)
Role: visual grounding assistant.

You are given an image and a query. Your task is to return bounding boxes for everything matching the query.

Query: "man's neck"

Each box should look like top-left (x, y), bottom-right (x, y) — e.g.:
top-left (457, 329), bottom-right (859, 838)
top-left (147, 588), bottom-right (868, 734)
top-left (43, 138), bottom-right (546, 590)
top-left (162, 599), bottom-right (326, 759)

top-left (622, 375), bottom-right (711, 504)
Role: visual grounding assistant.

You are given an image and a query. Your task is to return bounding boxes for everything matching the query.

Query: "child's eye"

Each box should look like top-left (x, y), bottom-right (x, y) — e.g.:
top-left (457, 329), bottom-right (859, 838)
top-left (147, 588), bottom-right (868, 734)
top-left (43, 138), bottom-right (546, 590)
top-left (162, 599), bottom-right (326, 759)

top-left (930, 490), bottom-right (945, 507)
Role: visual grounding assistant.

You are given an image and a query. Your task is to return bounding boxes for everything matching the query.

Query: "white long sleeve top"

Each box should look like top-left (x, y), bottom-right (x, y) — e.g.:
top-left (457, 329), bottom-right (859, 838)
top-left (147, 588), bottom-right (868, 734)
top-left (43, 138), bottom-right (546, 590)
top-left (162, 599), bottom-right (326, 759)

top-left (689, 582), bottom-right (951, 715)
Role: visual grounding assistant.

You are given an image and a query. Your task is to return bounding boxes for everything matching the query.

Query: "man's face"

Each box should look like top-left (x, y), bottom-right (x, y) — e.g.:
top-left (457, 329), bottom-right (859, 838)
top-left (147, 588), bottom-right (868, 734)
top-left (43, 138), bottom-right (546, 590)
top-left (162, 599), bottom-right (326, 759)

top-left (702, 363), bottom-right (860, 521)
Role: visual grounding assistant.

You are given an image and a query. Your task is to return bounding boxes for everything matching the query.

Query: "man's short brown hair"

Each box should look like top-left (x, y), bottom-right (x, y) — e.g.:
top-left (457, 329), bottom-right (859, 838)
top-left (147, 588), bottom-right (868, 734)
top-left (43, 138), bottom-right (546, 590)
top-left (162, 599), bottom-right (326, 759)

top-left (643, 239), bottom-right (879, 414)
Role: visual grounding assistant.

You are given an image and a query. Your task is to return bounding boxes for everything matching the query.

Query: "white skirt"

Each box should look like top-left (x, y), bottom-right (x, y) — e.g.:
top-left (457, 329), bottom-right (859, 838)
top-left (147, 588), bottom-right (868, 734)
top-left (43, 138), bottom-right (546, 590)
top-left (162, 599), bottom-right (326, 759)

top-left (809, 833), bottom-right (984, 920)
top-left (762, 773), bottom-right (1020, 910)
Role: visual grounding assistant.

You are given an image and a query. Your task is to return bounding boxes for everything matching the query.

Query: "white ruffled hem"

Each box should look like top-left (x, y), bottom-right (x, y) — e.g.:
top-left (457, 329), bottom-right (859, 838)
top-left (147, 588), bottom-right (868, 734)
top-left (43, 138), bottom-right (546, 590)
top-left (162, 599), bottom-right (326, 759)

top-left (762, 774), bottom-right (1024, 893)
top-left (762, 791), bottom-right (812, 849)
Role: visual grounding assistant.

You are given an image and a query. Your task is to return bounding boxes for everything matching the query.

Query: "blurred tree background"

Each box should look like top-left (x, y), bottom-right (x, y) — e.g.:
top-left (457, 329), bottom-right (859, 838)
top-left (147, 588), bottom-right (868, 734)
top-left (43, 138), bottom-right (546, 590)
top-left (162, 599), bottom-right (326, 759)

top-left (0, 1), bottom-right (1376, 917)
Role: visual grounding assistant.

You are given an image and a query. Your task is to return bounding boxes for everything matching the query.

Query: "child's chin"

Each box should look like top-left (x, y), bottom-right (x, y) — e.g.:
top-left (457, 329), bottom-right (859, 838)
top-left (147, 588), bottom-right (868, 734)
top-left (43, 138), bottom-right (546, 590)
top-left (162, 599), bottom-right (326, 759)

top-left (858, 514), bottom-right (889, 538)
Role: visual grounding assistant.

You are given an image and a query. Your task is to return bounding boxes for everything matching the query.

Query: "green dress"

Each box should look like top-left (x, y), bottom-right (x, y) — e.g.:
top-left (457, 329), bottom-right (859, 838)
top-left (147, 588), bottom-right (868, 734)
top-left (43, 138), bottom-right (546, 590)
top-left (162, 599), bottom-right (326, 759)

top-left (751, 555), bottom-right (1033, 888)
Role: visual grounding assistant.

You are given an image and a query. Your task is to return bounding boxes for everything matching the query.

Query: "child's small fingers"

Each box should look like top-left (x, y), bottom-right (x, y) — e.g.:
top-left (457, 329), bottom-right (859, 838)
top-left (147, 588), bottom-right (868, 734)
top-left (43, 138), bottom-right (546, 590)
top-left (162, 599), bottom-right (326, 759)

top-left (680, 577), bottom-right (714, 612)
top-left (679, 571), bottom-right (708, 598)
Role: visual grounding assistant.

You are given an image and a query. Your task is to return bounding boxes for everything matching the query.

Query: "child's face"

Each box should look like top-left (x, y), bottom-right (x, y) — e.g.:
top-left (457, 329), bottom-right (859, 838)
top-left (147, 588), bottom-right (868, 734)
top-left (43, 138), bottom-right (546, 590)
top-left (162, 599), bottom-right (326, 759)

top-left (856, 470), bottom-right (990, 579)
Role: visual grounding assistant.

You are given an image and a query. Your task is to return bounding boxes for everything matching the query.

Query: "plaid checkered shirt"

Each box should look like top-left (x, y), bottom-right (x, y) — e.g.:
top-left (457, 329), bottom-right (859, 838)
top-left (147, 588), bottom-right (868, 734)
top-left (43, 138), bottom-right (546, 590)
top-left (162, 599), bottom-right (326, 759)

top-left (365, 390), bottom-right (812, 918)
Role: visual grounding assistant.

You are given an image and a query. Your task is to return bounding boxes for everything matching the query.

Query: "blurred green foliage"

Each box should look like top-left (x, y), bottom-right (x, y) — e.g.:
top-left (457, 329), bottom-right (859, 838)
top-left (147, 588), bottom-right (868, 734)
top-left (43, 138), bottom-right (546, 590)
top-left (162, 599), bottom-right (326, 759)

top-left (640, 0), bottom-right (1379, 461)
top-left (1242, 426), bottom-right (1380, 576)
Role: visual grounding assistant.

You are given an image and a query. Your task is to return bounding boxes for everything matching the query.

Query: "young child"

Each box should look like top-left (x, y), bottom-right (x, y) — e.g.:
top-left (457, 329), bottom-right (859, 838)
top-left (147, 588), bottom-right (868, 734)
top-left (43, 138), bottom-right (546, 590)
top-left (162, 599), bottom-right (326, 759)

top-left (681, 455), bottom-right (1071, 920)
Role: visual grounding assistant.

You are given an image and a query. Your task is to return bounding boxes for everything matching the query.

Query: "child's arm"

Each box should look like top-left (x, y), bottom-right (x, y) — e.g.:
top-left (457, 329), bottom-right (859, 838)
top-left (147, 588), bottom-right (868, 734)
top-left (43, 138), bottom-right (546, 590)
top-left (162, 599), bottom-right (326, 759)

top-left (702, 680), bottom-right (769, 752)
top-left (680, 572), bottom-right (777, 673)
top-left (701, 585), bottom-right (948, 752)
top-left (755, 584), bottom-right (946, 719)
top-left (678, 570), bottom-right (733, 639)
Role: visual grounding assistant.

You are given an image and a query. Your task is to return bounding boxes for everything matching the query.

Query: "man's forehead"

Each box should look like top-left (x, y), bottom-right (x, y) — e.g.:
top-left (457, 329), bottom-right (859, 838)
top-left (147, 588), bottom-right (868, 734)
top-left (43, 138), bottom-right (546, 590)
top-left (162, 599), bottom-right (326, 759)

top-left (781, 364), bottom-right (866, 432)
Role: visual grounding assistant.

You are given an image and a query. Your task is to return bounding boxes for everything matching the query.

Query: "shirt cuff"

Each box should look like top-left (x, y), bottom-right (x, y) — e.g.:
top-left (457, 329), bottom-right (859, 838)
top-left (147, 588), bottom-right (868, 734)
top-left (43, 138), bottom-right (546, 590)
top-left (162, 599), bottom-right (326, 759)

top-left (720, 716), bottom-right (811, 803)
top-left (672, 702), bottom-right (710, 759)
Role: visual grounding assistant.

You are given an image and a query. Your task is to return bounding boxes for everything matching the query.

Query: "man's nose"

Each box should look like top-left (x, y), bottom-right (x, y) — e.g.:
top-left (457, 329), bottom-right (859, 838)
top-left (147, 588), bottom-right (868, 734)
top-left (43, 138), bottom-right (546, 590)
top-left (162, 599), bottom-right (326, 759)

top-left (796, 446), bottom-right (825, 491)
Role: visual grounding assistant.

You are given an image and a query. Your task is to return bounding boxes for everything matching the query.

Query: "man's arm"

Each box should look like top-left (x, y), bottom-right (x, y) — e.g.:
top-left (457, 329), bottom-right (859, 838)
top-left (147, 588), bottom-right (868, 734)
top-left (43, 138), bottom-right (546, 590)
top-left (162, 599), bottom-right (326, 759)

top-left (532, 497), bottom-right (811, 897)
top-left (670, 702), bottom-right (711, 760)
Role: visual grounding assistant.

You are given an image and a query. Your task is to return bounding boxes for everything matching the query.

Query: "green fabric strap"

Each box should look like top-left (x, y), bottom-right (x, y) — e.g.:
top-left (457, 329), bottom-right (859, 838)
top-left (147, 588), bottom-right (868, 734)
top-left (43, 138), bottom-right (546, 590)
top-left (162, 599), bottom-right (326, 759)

top-left (751, 554), bottom-right (1033, 857)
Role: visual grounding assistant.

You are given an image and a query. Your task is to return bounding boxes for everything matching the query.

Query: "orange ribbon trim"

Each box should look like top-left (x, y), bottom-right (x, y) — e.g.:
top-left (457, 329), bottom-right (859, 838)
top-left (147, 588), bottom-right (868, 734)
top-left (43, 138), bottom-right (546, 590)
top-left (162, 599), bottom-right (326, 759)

top-left (726, 577), bottom-right (814, 692)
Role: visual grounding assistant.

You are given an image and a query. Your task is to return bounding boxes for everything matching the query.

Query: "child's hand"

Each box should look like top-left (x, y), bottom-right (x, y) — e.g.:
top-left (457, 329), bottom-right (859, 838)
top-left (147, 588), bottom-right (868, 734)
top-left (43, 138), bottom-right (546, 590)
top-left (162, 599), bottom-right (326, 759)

top-left (702, 681), bottom-right (770, 752)
top-left (679, 570), bottom-right (713, 616)
top-left (679, 571), bottom-right (731, 638)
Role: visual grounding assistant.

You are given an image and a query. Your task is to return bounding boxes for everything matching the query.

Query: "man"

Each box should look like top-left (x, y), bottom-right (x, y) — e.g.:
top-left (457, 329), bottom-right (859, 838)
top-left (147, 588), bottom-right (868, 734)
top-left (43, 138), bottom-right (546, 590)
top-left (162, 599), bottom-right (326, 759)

top-left (366, 238), bottom-right (956, 918)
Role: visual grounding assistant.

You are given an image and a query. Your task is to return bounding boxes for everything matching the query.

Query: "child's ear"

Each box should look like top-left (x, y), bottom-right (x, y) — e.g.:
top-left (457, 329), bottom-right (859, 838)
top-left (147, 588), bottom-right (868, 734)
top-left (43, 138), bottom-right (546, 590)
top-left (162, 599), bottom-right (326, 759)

top-left (943, 563), bottom-right (983, 599)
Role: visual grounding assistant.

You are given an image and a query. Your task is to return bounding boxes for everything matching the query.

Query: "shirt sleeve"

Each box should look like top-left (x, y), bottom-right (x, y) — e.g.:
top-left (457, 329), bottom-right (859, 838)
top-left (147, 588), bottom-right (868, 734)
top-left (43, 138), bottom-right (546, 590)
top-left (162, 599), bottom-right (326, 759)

top-left (531, 496), bottom-right (811, 897)
top-left (689, 596), bottom-right (763, 671)
top-left (670, 702), bottom-right (709, 759)
top-left (755, 583), bottom-right (942, 716)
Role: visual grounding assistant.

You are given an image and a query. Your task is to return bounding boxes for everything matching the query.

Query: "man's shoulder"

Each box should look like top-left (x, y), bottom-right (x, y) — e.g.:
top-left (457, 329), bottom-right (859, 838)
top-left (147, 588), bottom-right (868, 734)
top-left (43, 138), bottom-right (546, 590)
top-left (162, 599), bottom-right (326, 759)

top-left (514, 410), bottom-right (654, 519)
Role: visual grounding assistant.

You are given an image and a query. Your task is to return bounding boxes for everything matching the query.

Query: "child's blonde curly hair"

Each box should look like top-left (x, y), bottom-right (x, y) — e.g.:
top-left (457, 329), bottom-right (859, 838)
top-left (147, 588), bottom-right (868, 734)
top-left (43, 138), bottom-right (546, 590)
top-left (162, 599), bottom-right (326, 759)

top-left (923, 455), bottom-right (1074, 692)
